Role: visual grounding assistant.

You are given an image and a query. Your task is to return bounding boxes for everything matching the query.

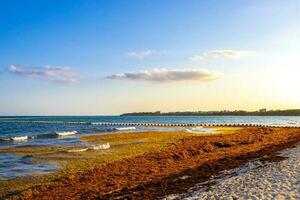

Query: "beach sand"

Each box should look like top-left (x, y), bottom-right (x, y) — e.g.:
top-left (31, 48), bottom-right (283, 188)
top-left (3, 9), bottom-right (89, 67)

top-left (165, 144), bottom-right (300, 200)
top-left (2, 127), bottom-right (300, 199)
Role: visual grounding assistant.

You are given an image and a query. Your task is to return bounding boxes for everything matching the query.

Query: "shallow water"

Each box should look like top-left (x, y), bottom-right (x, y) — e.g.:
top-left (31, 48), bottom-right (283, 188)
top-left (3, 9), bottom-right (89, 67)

top-left (1, 116), bottom-right (300, 179)
top-left (0, 154), bottom-right (58, 179)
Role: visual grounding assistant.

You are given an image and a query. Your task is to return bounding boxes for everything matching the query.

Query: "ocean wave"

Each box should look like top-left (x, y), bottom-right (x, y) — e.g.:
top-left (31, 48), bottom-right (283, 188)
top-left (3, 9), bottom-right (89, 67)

top-left (190, 126), bottom-right (203, 131)
top-left (0, 131), bottom-right (79, 142)
top-left (55, 131), bottom-right (78, 137)
top-left (185, 126), bottom-right (203, 133)
top-left (66, 143), bottom-right (111, 153)
top-left (0, 135), bottom-right (29, 142)
top-left (115, 127), bottom-right (136, 131)
top-left (185, 127), bottom-right (215, 133)
top-left (66, 148), bottom-right (88, 153)
top-left (88, 143), bottom-right (110, 150)
top-left (32, 131), bottom-right (78, 139)
top-left (11, 136), bottom-right (29, 141)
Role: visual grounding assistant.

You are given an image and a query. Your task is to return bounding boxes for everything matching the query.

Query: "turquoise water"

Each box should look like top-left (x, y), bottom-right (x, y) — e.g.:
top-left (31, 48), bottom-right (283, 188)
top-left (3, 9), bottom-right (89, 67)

top-left (1, 115), bottom-right (300, 147)
top-left (0, 115), bottom-right (300, 179)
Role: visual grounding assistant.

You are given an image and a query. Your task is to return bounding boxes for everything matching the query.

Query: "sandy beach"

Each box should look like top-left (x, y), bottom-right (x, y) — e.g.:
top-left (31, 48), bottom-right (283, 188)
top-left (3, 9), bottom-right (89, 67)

top-left (166, 144), bottom-right (300, 200)
top-left (2, 1), bottom-right (300, 199)
top-left (0, 126), bottom-right (298, 199)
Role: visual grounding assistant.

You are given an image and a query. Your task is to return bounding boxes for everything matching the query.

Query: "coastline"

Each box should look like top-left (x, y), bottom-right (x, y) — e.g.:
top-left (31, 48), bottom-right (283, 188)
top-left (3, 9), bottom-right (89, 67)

top-left (175, 143), bottom-right (300, 199)
top-left (6, 127), bottom-right (300, 199)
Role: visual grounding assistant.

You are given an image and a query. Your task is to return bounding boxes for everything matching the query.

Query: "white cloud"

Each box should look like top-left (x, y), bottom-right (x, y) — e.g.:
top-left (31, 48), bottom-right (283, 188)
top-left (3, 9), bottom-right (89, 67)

top-left (189, 54), bottom-right (203, 62)
top-left (8, 65), bottom-right (80, 84)
top-left (204, 50), bottom-right (254, 58)
top-left (106, 68), bottom-right (220, 82)
top-left (126, 50), bottom-right (154, 59)
top-left (190, 50), bottom-right (254, 62)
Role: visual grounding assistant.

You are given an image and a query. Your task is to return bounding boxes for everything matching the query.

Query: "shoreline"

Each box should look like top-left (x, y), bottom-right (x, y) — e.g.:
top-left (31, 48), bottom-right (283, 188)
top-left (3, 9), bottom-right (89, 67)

top-left (4, 127), bottom-right (300, 199)
top-left (176, 143), bottom-right (300, 199)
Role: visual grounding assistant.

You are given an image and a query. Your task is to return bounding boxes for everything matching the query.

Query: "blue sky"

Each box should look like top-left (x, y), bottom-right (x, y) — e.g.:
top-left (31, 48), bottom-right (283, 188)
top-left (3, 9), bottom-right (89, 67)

top-left (0, 0), bottom-right (300, 115)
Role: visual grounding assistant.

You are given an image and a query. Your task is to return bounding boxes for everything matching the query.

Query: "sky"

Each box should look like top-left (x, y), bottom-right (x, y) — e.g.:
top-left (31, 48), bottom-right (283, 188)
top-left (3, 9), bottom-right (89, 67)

top-left (0, 0), bottom-right (300, 115)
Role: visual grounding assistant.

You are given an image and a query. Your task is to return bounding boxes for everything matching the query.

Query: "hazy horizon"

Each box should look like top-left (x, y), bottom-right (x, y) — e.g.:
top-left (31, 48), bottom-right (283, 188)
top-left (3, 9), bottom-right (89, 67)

top-left (1, 108), bottom-right (300, 117)
top-left (1, 1), bottom-right (300, 115)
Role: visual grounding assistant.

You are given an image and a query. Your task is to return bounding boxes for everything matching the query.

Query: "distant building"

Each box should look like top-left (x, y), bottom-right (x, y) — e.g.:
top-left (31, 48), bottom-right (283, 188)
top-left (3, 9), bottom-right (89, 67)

top-left (259, 108), bottom-right (267, 112)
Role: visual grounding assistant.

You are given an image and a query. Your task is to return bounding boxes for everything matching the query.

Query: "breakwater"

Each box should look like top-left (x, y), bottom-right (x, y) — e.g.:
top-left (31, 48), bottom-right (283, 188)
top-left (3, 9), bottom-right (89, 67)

top-left (1, 120), bottom-right (300, 128)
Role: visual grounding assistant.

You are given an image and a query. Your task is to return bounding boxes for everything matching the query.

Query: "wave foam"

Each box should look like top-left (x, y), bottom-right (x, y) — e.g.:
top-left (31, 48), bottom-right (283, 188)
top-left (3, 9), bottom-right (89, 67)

top-left (55, 131), bottom-right (77, 137)
top-left (186, 126), bottom-right (203, 133)
top-left (11, 136), bottom-right (29, 141)
top-left (67, 148), bottom-right (88, 153)
top-left (186, 127), bottom-right (215, 133)
top-left (0, 136), bottom-right (29, 142)
top-left (115, 127), bottom-right (136, 131)
top-left (89, 143), bottom-right (110, 150)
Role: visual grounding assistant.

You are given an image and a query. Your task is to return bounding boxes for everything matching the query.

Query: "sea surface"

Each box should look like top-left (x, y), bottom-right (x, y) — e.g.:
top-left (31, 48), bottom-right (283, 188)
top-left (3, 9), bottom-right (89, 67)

top-left (1, 115), bottom-right (300, 179)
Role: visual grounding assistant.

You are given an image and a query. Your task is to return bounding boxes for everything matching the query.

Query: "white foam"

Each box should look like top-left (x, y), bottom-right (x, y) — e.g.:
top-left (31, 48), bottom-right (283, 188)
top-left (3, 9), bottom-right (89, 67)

top-left (89, 143), bottom-right (110, 150)
top-left (185, 126), bottom-right (214, 133)
top-left (190, 126), bottom-right (203, 131)
top-left (115, 127), bottom-right (136, 131)
top-left (67, 148), bottom-right (88, 153)
top-left (11, 136), bottom-right (28, 141)
top-left (55, 131), bottom-right (77, 136)
top-left (0, 138), bottom-right (11, 141)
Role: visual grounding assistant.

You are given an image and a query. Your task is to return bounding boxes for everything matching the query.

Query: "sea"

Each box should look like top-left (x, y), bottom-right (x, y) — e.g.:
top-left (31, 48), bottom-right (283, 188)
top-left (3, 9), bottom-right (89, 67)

top-left (1, 115), bottom-right (300, 179)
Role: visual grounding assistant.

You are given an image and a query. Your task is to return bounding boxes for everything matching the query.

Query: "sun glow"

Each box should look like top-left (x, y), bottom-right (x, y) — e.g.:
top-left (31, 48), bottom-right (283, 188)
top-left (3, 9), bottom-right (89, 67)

top-left (269, 65), bottom-right (300, 107)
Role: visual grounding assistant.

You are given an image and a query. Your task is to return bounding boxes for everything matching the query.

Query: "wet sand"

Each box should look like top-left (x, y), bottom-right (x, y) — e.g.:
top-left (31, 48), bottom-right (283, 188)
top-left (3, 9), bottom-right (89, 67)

top-left (7, 127), bottom-right (300, 199)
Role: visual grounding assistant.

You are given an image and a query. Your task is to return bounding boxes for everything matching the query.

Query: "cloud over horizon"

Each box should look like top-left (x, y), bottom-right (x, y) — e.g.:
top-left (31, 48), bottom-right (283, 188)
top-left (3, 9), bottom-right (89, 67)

top-left (8, 65), bottom-right (80, 84)
top-left (106, 68), bottom-right (221, 82)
